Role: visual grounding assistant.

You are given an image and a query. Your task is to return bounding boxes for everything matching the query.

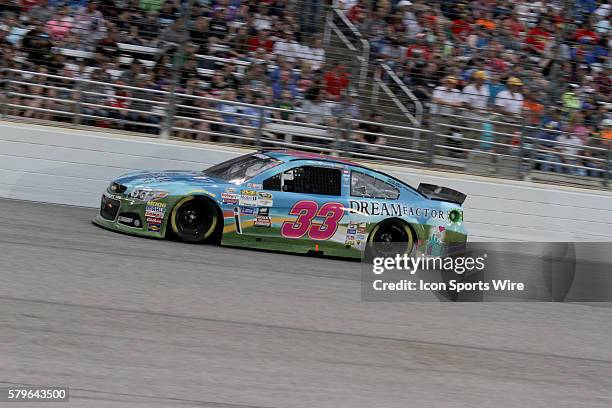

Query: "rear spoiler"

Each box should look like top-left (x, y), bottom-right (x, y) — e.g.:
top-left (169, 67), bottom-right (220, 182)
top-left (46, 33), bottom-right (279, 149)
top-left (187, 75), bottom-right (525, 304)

top-left (417, 183), bottom-right (467, 205)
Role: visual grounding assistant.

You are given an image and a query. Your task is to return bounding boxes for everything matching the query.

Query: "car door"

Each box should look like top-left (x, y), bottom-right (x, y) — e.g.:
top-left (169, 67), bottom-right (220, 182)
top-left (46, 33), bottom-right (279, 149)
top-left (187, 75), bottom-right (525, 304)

top-left (345, 170), bottom-right (402, 245)
top-left (241, 164), bottom-right (348, 245)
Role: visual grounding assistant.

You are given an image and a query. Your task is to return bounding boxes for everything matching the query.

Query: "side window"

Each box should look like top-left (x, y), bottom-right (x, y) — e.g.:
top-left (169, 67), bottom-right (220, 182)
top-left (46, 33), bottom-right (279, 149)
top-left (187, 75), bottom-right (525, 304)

top-left (350, 171), bottom-right (399, 200)
top-left (263, 166), bottom-right (342, 196)
top-left (263, 173), bottom-right (281, 191)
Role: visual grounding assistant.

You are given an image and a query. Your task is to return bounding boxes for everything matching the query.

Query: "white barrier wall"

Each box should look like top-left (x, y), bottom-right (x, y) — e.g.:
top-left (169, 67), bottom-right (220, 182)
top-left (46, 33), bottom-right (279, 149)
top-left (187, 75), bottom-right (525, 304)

top-left (1, 121), bottom-right (610, 242)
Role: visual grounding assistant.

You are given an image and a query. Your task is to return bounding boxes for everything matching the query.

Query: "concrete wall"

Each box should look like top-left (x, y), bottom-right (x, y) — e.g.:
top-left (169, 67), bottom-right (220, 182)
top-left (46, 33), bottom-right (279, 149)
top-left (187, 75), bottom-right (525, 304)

top-left (1, 121), bottom-right (610, 242)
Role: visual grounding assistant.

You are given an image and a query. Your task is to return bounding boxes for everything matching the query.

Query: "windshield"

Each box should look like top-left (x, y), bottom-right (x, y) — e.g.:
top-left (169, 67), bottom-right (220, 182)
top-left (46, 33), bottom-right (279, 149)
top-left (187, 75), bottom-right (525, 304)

top-left (203, 153), bottom-right (282, 184)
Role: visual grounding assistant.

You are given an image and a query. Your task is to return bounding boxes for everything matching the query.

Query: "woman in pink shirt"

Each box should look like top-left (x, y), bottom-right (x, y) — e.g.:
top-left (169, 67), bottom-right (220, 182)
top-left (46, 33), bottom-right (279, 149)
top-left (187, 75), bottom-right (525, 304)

top-left (45, 7), bottom-right (74, 42)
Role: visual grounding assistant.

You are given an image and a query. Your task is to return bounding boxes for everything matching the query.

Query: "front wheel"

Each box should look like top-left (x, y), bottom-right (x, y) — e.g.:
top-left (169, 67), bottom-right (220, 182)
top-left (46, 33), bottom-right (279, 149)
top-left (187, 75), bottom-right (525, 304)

top-left (170, 196), bottom-right (219, 243)
top-left (367, 220), bottom-right (415, 258)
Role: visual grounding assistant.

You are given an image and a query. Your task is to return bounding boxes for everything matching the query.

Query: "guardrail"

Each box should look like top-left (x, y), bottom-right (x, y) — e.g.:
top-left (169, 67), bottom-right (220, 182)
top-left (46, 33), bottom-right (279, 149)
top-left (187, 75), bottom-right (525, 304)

top-left (1, 68), bottom-right (609, 189)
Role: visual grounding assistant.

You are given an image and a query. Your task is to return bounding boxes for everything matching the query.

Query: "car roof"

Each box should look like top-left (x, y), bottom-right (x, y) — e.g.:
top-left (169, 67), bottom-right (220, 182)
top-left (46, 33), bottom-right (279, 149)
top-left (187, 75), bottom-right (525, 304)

top-left (262, 149), bottom-right (359, 166)
top-left (261, 150), bottom-right (425, 198)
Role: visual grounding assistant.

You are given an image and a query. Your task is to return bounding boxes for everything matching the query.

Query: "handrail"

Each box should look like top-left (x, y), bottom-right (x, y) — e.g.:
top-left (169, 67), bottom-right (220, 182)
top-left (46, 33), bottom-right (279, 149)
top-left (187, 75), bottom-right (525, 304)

top-left (378, 63), bottom-right (423, 126)
top-left (324, 1), bottom-right (370, 89)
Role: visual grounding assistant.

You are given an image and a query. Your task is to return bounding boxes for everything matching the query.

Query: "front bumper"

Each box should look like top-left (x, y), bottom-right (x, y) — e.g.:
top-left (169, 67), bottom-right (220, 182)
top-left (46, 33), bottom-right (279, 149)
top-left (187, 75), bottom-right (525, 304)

top-left (92, 193), bottom-right (168, 239)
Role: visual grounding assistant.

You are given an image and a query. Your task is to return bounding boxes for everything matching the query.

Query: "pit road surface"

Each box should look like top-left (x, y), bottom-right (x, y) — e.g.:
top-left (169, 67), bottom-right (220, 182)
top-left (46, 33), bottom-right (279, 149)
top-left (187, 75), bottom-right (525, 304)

top-left (1, 198), bottom-right (611, 408)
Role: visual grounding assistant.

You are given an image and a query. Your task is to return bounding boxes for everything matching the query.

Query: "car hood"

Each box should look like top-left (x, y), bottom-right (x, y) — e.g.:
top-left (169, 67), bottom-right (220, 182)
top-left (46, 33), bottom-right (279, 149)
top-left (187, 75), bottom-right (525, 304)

top-left (115, 170), bottom-right (225, 187)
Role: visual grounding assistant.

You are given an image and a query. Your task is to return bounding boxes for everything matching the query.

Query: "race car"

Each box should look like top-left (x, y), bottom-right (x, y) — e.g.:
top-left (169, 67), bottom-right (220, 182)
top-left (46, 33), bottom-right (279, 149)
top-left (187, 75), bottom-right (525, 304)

top-left (93, 150), bottom-right (468, 258)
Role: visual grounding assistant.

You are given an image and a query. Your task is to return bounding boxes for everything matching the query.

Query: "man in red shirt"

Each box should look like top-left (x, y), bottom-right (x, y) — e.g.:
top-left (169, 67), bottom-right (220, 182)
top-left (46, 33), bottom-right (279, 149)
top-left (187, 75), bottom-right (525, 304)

top-left (451, 13), bottom-right (472, 42)
top-left (575, 21), bottom-right (599, 44)
top-left (525, 21), bottom-right (552, 54)
top-left (247, 29), bottom-right (274, 53)
top-left (324, 62), bottom-right (349, 101)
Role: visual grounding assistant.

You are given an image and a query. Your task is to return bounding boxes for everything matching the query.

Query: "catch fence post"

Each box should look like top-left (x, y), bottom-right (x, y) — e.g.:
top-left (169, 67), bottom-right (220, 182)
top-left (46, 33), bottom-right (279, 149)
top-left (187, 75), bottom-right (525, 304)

top-left (72, 79), bottom-right (83, 126)
top-left (426, 111), bottom-right (437, 167)
top-left (2, 66), bottom-right (12, 118)
top-left (255, 107), bottom-right (264, 147)
top-left (516, 118), bottom-right (527, 180)
top-left (604, 142), bottom-right (610, 188)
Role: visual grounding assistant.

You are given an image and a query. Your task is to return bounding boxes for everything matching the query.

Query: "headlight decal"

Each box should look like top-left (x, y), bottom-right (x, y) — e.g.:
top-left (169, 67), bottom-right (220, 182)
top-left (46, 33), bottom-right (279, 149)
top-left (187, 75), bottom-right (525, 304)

top-left (128, 189), bottom-right (169, 202)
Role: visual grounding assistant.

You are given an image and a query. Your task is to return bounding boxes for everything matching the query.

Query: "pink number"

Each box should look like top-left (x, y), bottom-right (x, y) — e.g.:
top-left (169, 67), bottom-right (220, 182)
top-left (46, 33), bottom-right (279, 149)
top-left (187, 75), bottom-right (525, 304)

top-left (281, 201), bottom-right (344, 240)
top-left (281, 200), bottom-right (318, 238)
top-left (309, 202), bottom-right (344, 240)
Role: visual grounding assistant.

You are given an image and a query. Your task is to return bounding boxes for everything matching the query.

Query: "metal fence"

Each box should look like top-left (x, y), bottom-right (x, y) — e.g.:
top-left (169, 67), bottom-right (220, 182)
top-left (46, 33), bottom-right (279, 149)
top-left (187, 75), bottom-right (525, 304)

top-left (1, 68), bottom-right (609, 189)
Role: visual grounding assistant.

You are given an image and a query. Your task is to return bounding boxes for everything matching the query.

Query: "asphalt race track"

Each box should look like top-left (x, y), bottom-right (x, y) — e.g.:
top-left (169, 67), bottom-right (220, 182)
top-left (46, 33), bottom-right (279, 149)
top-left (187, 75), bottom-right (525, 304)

top-left (1, 198), bottom-right (612, 408)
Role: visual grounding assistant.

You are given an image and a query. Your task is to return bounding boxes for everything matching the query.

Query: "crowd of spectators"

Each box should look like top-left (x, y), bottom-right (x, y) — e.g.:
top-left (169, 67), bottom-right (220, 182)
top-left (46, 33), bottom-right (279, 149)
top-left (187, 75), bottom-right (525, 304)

top-left (0, 0), bottom-right (609, 178)
top-left (0, 0), bottom-right (356, 140)
top-left (341, 0), bottom-right (611, 177)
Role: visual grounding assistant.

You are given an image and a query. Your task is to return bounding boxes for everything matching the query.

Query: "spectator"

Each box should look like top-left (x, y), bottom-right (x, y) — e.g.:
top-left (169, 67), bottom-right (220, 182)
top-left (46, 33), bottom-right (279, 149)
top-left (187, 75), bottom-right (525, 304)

top-left (189, 16), bottom-right (209, 48)
top-left (248, 28), bottom-right (274, 53)
top-left (138, 11), bottom-right (161, 43)
top-left (300, 36), bottom-right (325, 71)
top-left (299, 87), bottom-right (334, 127)
top-left (538, 117), bottom-right (563, 173)
top-left (354, 111), bottom-right (386, 153)
top-left (432, 75), bottom-right (464, 157)
top-left (209, 7), bottom-right (229, 41)
top-left (218, 88), bottom-right (242, 138)
top-left (271, 69), bottom-right (298, 101)
top-left (81, 68), bottom-right (109, 126)
top-left (324, 62), bottom-right (349, 101)
top-left (74, 1), bottom-right (107, 48)
top-left (273, 89), bottom-right (296, 122)
top-left (557, 129), bottom-right (586, 175)
top-left (128, 74), bottom-right (159, 134)
top-left (463, 70), bottom-right (490, 145)
top-left (273, 30), bottom-right (300, 61)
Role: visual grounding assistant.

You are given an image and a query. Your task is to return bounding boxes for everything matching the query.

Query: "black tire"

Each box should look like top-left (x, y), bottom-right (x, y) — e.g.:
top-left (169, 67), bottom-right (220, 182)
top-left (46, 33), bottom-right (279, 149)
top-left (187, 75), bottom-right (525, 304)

top-left (170, 196), bottom-right (220, 244)
top-left (367, 220), bottom-right (415, 258)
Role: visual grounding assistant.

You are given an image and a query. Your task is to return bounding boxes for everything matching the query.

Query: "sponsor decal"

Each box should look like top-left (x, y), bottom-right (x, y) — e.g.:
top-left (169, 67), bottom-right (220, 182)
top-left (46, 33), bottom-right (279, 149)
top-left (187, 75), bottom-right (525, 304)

top-left (349, 200), bottom-right (445, 219)
top-left (141, 175), bottom-right (172, 184)
top-left (247, 183), bottom-right (263, 189)
top-left (357, 223), bottom-right (367, 234)
top-left (258, 207), bottom-right (269, 216)
top-left (257, 198), bottom-right (273, 207)
top-left (257, 192), bottom-right (273, 199)
top-left (145, 201), bottom-right (166, 232)
top-left (254, 215), bottom-right (271, 228)
top-left (347, 228), bottom-right (357, 234)
top-left (225, 187), bottom-right (236, 193)
top-left (345, 235), bottom-right (355, 246)
top-left (145, 201), bottom-right (166, 218)
top-left (240, 194), bottom-right (258, 206)
top-left (221, 192), bottom-right (239, 205)
top-left (128, 189), bottom-right (168, 202)
top-left (241, 207), bottom-right (256, 215)
top-left (356, 233), bottom-right (366, 242)
top-left (117, 214), bottom-right (142, 228)
top-left (241, 190), bottom-right (257, 196)
top-left (105, 193), bottom-right (123, 200)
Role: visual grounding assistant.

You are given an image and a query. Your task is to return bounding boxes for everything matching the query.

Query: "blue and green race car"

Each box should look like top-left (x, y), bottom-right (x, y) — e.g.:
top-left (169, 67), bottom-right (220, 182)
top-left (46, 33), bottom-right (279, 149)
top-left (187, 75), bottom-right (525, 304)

top-left (93, 150), bottom-right (468, 258)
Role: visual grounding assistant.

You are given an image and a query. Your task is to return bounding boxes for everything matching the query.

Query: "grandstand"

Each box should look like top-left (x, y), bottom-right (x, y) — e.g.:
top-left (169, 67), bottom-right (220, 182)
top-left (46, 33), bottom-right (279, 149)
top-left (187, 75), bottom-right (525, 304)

top-left (0, 0), bottom-right (609, 188)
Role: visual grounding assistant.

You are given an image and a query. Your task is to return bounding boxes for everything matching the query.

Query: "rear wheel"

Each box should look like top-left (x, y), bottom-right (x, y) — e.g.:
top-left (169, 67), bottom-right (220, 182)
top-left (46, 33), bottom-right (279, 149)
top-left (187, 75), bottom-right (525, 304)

top-left (170, 196), bottom-right (220, 243)
top-left (367, 220), bottom-right (415, 258)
